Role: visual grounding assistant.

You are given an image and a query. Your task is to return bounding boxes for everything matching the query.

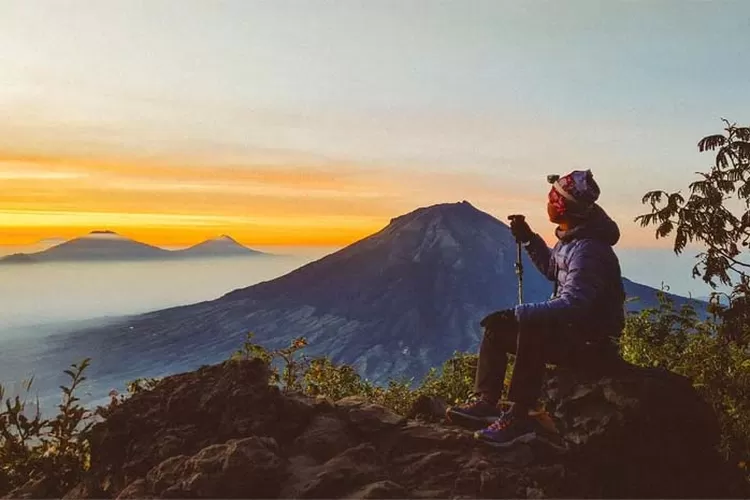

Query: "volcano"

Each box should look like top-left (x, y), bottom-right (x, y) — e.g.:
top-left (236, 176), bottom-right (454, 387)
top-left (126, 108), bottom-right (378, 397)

top-left (0, 230), bottom-right (170, 262)
top-left (176, 235), bottom-right (265, 258)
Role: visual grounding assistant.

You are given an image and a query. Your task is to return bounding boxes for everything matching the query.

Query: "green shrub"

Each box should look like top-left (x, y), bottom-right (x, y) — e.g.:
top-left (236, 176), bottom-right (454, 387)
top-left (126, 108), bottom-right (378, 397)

top-left (635, 120), bottom-right (750, 345)
top-left (96, 375), bottom-right (161, 419)
top-left (418, 351), bottom-right (479, 406)
top-left (0, 359), bottom-right (168, 497)
top-left (235, 332), bottom-right (486, 415)
top-left (0, 359), bottom-right (94, 497)
top-left (303, 357), bottom-right (370, 401)
top-left (232, 332), bottom-right (310, 391)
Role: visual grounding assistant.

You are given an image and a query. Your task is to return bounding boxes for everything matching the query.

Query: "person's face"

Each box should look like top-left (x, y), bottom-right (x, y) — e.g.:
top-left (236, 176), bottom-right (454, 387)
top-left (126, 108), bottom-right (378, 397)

top-left (547, 201), bottom-right (565, 224)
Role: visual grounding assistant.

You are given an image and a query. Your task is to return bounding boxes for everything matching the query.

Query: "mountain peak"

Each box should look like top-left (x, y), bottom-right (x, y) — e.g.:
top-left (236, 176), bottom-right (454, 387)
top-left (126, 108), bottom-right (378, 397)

top-left (388, 201), bottom-right (481, 225)
top-left (222, 201), bottom-right (535, 378)
top-left (379, 201), bottom-right (504, 254)
top-left (213, 234), bottom-right (239, 244)
top-left (177, 235), bottom-right (263, 257)
top-left (84, 230), bottom-right (127, 240)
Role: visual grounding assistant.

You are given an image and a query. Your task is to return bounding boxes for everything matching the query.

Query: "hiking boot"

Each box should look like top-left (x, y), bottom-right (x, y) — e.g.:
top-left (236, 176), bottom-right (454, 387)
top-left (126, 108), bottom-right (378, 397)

top-left (445, 397), bottom-right (506, 430)
top-left (473, 411), bottom-right (538, 448)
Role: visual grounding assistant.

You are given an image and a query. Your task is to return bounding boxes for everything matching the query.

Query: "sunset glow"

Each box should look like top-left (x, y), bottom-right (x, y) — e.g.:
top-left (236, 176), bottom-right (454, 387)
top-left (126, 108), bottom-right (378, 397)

top-left (0, 154), bottom-right (395, 246)
top-left (0, 150), bottom-right (557, 247)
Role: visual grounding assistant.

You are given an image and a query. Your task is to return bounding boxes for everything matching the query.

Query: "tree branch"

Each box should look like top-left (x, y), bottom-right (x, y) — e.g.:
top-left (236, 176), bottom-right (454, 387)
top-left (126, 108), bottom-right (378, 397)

top-left (715, 248), bottom-right (750, 269)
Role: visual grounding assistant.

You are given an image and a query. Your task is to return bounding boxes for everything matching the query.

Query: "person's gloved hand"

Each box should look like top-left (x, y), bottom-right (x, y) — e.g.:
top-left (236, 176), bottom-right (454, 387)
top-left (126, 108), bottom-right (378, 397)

top-left (510, 217), bottom-right (533, 243)
top-left (480, 309), bottom-right (518, 332)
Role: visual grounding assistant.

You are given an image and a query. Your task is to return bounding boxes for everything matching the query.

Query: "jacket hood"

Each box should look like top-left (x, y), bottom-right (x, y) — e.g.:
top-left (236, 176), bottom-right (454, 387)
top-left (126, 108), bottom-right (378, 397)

top-left (555, 204), bottom-right (620, 245)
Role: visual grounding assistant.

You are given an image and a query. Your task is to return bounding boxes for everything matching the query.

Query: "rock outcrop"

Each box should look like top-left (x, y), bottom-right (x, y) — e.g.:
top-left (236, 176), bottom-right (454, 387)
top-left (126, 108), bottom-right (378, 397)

top-left (39, 359), bottom-right (743, 499)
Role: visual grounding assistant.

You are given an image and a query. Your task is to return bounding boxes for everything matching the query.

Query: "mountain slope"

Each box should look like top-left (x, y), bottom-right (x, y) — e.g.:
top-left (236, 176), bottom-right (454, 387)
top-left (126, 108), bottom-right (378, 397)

top-left (226, 201), bottom-right (552, 329)
top-left (58, 201), bottom-right (706, 390)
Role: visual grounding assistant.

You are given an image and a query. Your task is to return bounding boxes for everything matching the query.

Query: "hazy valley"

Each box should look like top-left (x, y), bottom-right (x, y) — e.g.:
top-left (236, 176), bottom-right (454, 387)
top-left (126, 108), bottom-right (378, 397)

top-left (0, 248), bottom-right (331, 410)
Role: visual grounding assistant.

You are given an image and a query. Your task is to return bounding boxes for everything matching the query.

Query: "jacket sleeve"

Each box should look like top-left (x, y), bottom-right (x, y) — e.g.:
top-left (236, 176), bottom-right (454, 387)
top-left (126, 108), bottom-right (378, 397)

top-left (524, 233), bottom-right (556, 281)
top-left (514, 239), bottom-right (611, 327)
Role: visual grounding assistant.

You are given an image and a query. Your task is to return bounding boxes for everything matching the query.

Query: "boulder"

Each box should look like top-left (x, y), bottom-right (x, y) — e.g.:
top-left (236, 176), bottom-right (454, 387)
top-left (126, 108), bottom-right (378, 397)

top-left (406, 394), bottom-right (449, 421)
top-left (286, 443), bottom-right (385, 498)
top-left (335, 398), bottom-right (407, 433)
top-left (131, 436), bottom-right (285, 498)
top-left (290, 414), bottom-right (357, 462)
top-left (543, 364), bottom-right (738, 498)
top-left (79, 359), bottom-right (311, 497)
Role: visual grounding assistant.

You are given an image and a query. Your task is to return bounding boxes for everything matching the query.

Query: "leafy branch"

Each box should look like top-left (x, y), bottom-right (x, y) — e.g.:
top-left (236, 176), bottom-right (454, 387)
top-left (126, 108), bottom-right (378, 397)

top-left (635, 119), bottom-right (750, 342)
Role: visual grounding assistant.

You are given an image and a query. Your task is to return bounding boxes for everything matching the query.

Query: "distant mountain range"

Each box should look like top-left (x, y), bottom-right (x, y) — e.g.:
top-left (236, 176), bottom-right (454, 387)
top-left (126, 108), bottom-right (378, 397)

top-left (58, 202), bottom-right (706, 387)
top-left (0, 231), bottom-right (266, 263)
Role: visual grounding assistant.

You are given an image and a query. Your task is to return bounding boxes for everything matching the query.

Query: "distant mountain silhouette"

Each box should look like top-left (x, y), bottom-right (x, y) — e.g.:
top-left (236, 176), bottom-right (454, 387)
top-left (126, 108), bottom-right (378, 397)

top-left (175, 235), bottom-right (265, 258)
top-left (1, 231), bottom-right (170, 262)
top-left (1, 253), bottom-right (36, 263)
top-left (62, 202), bottom-right (706, 386)
top-left (0, 231), bottom-right (266, 263)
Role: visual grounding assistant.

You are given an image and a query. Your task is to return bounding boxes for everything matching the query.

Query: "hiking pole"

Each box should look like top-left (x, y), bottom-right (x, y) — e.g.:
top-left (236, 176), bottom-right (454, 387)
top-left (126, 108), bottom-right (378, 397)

top-left (507, 214), bottom-right (525, 305)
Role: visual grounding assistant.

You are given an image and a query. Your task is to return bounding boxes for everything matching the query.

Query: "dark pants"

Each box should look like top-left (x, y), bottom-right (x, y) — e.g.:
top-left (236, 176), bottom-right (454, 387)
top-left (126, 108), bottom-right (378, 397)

top-left (474, 323), bottom-right (614, 406)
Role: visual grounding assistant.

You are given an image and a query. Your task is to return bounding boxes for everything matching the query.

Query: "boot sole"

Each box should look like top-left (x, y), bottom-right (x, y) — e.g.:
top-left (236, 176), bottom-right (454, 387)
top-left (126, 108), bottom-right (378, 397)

top-left (445, 409), bottom-right (502, 430)
top-left (474, 429), bottom-right (536, 449)
top-left (475, 430), bottom-right (567, 452)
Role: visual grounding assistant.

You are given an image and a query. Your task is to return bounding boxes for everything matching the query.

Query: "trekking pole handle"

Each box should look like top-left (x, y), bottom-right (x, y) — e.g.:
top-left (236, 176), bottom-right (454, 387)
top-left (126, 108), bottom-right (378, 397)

top-left (515, 242), bottom-right (523, 304)
top-left (507, 215), bottom-right (525, 304)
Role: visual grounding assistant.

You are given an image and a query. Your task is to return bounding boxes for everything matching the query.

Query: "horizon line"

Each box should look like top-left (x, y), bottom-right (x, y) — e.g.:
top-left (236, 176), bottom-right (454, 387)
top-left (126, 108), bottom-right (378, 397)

top-left (0, 225), bottom-right (685, 253)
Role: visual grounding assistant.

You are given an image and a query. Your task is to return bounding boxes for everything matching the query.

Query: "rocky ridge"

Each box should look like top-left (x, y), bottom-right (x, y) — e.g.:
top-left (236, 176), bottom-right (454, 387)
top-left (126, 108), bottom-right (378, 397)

top-left (9, 358), bottom-right (744, 499)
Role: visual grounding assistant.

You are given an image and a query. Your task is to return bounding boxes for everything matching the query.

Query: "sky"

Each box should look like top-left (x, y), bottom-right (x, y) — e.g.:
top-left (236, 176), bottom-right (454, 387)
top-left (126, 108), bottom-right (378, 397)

top-left (1, 0), bottom-right (749, 247)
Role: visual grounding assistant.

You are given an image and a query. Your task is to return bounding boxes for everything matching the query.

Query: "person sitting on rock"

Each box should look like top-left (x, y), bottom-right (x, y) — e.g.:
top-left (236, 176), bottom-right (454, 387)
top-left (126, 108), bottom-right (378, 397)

top-left (446, 169), bottom-right (626, 446)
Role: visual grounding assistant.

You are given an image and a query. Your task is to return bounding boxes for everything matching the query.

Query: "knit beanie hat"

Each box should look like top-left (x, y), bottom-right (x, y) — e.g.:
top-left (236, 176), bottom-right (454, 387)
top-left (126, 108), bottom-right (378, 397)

top-left (547, 169), bottom-right (600, 217)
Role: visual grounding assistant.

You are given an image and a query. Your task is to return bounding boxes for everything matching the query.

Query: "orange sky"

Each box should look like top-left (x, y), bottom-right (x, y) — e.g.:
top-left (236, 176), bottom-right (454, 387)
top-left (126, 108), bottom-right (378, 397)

top-left (0, 151), bottom-right (666, 249)
top-left (0, 153), bottom-right (392, 246)
top-left (0, 151), bottom-right (532, 246)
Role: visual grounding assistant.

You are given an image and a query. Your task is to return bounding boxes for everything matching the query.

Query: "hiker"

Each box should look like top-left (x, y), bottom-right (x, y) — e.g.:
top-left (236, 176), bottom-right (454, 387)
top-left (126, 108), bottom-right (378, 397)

top-left (446, 169), bottom-right (626, 446)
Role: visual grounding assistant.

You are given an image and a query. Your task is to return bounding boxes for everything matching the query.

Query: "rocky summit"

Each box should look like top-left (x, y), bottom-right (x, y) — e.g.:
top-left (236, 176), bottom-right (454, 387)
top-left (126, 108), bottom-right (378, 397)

top-left (10, 358), bottom-right (743, 499)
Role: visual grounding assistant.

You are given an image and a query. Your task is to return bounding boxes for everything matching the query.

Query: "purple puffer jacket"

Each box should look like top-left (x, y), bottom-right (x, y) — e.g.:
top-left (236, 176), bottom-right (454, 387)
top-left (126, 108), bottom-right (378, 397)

top-left (514, 204), bottom-right (625, 339)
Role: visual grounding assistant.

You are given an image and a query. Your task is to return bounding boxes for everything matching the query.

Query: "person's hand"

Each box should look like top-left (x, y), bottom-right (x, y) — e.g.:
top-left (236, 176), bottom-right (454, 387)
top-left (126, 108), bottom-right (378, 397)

top-left (510, 217), bottom-right (533, 243)
top-left (480, 309), bottom-right (517, 332)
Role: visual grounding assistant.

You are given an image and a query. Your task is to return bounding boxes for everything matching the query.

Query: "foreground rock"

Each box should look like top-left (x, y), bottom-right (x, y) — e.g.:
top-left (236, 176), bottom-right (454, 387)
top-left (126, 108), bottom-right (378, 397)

top-left (35, 359), bottom-right (744, 499)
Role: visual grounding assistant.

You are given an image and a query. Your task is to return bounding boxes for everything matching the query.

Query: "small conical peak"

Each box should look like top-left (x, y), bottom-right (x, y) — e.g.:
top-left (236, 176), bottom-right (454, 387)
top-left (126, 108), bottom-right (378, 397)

top-left (180, 234), bottom-right (262, 256)
top-left (211, 234), bottom-right (240, 244)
